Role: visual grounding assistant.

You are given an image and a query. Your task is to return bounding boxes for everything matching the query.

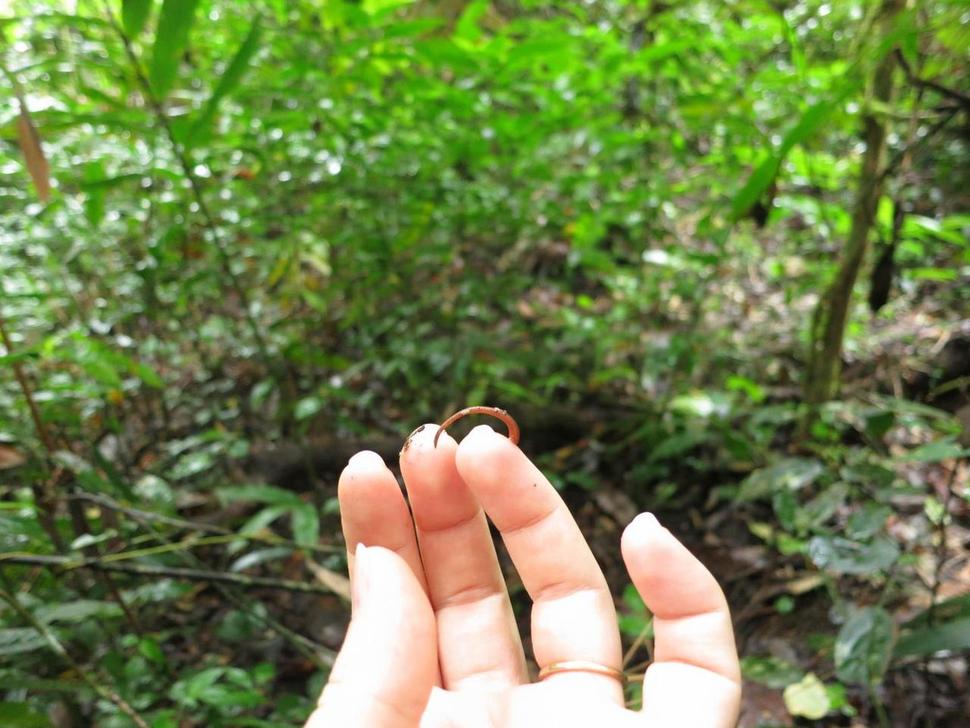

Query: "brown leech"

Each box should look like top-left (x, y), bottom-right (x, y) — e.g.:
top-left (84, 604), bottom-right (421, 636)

top-left (433, 406), bottom-right (520, 448)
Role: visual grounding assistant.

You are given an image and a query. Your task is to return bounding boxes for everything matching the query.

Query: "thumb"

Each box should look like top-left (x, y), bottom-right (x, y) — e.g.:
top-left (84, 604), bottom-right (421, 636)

top-left (307, 545), bottom-right (437, 727)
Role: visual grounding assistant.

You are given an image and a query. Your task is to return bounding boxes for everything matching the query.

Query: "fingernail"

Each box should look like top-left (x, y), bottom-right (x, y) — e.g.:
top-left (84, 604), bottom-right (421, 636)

top-left (352, 544), bottom-right (371, 611)
top-left (467, 424), bottom-right (496, 439)
top-left (634, 512), bottom-right (661, 529)
top-left (348, 450), bottom-right (385, 468)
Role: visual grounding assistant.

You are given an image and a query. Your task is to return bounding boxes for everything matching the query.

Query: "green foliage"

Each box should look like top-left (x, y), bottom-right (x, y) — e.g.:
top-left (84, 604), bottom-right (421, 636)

top-left (149, 0), bottom-right (201, 98)
top-left (121, 0), bottom-right (153, 39)
top-left (1, 0), bottom-right (967, 724)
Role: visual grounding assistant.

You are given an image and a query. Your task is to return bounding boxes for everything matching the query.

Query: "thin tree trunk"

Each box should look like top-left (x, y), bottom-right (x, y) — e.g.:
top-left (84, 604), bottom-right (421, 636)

top-left (803, 0), bottom-right (905, 405)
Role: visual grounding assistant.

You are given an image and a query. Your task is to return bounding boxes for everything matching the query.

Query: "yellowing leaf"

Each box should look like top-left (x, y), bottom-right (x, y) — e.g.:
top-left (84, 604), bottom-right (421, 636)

top-left (783, 673), bottom-right (831, 720)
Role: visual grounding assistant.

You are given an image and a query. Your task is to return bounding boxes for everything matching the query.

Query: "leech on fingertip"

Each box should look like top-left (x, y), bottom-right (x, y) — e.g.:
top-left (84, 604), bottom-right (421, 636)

top-left (433, 406), bottom-right (521, 448)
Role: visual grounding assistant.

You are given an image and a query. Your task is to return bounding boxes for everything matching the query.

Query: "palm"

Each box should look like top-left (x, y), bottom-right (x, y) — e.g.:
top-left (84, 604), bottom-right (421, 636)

top-left (312, 425), bottom-right (740, 728)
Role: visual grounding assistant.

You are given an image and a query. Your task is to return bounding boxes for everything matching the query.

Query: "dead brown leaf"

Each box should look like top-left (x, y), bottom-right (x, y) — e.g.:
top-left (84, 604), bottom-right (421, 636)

top-left (16, 103), bottom-right (51, 202)
top-left (0, 444), bottom-right (27, 470)
top-left (306, 558), bottom-right (351, 602)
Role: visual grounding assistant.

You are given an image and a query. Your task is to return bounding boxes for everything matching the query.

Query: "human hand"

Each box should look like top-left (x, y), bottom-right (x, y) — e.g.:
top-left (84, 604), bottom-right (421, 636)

top-left (308, 424), bottom-right (741, 727)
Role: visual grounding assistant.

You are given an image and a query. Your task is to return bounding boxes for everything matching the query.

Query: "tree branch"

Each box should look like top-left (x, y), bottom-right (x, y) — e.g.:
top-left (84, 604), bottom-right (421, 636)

top-left (1, 553), bottom-right (339, 596)
top-left (895, 49), bottom-right (970, 111)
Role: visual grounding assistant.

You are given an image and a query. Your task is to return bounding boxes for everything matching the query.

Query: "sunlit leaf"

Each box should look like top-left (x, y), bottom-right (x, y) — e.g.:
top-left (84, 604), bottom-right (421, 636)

top-left (186, 16), bottom-right (262, 148)
top-left (783, 673), bottom-right (830, 720)
top-left (149, 0), bottom-right (201, 98)
top-left (122, 0), bottom-right (154, 38)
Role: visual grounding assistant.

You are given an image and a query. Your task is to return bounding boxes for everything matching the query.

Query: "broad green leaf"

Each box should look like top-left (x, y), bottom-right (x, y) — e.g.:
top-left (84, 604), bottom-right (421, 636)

top-left (846, 503), bottom-right (892, 540)
top-left (737, 458), bottom-right (825, 502)
top-left (835, 606), bottom-right (895, 686)
top-left (186, 17), bottom-right (262, 148)
top-left (808, 535), bottom-right (899, 575)
top-left (794, 482), bottom-right (848, 532)
top-left (122, 0), bottom-right (154, 38)
top-left (149, 0), bottom-right (201, 98)
top-left (895, 616), bottom-right (970, 658)
top-left (783, 673), bottom-right (830, 720)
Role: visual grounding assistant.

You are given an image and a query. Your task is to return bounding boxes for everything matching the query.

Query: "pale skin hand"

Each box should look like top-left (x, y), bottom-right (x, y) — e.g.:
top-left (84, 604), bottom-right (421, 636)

top-left (308, 425), bottom-right (742, 727)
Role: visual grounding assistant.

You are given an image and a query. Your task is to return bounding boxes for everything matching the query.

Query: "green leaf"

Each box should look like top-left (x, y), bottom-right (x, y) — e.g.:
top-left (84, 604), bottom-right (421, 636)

top-left (835, 606), bottom-right (895, 686)
top-left (133, 361), bottom-right (164, 388)
top-left (742, 656), bottom-right (804, 688)
top-left (783, 672), bottom-right (830, 720)
top-left (846, 503), bottom-right (892, 540)
top-left (730, 155), bottom-right (780, 222)
top-left (34, 599), bottom-right (124, 624)
top-left (901, 438), bottom-right (967, 463)
top-left (170, 450), bottom-right (214, 480)
top-left (82, 160), bottom-right (105, 227)
top-left (731, 97), bottom-right (843, 222)
top-left (808, 535), bottom-right (899, 575)
top-left (895, 616), bottom-right (970, 658)
top-left (229, 546), bottom-right (292, 572)
top-left (186, 17), bottom-right (262, 148)
top-left (737, 458), bottom-right (825, 502)
top-left (648, 431), bottom-right (707, 462)
top-left (794, 482), bottom-right (848, 532)
top-left (0, 701), bottom-right (50, 727)
top-left (291, 503), bottom-right (320, 548)
top-left (122, 0), bottom-right (154, 39)
top-left (0, 628), bottom-right (47, 657)
top-left (139, 636), bottom-right (166, 664)
top-left (453, 0), bottom-right (487, 43)
top-left (904, 593), bottom-right (970, 630)
top-left (149, 0), bottom-right (201, 98)
top-left (293, 396), bottom-right (323, 421)
top-left (217, 484), bottom-right (303, 507)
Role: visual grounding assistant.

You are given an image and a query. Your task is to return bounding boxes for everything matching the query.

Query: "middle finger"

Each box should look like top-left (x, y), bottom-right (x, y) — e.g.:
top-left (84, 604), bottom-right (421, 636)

top-left (401, 424), bottom-right (527, 691)
top-left (455, 425), bottom-right (624, 705)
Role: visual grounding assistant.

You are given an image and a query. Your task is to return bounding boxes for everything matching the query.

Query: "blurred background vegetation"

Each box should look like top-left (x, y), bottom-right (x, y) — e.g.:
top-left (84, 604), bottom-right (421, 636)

top-left (1, 0), bottom-right (968, 725)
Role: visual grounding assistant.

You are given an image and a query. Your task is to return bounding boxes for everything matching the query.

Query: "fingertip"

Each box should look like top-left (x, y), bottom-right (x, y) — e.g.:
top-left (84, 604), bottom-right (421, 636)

top-left (621, 511), bottom-right (664, 554)
top-left (454, 423), bottom-right (502, 456)
top-left (401, 423), bottom-right (454, 461)
top-left (347, 449), bottom-right (387, 468)
top-left (339, 451), bottom-right (391, 490)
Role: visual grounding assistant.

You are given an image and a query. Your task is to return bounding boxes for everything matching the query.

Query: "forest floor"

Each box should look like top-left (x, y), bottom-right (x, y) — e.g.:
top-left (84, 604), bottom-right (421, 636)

top-left (216, 295), bottom-right (969, 727)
